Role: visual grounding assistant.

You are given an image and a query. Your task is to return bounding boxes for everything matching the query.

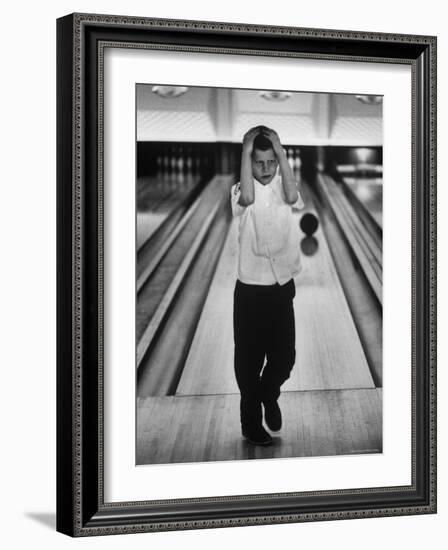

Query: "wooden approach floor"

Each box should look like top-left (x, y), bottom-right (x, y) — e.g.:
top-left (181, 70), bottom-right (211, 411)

top-left (137, 389), bottom-right (382, 464)
top-left (136, 182), bottom-right (382, 465)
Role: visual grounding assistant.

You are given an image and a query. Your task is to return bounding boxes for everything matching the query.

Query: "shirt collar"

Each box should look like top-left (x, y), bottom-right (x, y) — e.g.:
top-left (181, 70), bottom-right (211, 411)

top-left (254, 174), bottom-right (280, 190)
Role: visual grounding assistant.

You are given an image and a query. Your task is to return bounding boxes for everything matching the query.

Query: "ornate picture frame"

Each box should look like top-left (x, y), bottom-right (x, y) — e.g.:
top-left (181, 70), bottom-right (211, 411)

top-left (56, 13), bottom-right (436, 536)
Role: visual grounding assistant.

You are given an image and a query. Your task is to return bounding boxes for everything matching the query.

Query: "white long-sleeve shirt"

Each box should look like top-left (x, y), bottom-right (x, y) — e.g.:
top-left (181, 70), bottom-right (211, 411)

top-left (231, 175), bottom-right (305, 285)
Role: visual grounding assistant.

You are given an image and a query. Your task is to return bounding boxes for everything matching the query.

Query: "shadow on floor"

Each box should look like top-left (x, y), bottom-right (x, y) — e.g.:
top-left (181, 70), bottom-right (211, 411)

top-left (25, 512), bottom-right (56, 530)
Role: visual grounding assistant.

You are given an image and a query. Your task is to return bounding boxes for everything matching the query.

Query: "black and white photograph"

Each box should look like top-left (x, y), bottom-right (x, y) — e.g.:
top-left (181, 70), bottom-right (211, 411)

top-left (136, 84), bottom-right (383, 465)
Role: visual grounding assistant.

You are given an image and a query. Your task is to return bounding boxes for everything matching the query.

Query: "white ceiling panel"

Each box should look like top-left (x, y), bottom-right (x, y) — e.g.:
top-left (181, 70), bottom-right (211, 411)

top-left (331, 116), bottom-right (382, 145)
top-left (233, 114), bottom-right (314, 145)
top-left (137, 110), bottom-right (216, 142)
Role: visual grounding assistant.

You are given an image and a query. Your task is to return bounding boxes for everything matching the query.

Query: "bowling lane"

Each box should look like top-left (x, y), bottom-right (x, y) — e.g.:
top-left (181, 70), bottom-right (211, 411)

top-left (176, 181), bottom-right (374, 396)
top-left (137, 175), bottom-right (199, 250)
top-left (175, 221), bottom-right (238, 395)
top-left (342, 176), bottom-right (383, 228)
top-left (287, 184), bottom-right (374, 391)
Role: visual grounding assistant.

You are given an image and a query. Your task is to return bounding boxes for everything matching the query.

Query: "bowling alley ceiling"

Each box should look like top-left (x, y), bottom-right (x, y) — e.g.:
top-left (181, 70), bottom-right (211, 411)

top-left (137, 85), bottom-right (382, 146)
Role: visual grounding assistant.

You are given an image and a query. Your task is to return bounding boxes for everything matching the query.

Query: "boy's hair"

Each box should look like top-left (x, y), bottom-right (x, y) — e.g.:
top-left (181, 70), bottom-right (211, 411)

top-left (252, 132), bottom-right (273, 153)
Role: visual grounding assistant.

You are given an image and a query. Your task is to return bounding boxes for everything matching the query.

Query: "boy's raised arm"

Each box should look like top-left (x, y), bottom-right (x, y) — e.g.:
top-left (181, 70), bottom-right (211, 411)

top-left (262, 128), bottom-right (300, 205)
top-left (238, 127), bottom-right (259, 206)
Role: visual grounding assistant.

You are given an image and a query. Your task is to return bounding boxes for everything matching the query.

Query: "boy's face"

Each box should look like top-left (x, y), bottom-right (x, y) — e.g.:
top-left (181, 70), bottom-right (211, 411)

top-left (251, 148), bottom-right (278, 185)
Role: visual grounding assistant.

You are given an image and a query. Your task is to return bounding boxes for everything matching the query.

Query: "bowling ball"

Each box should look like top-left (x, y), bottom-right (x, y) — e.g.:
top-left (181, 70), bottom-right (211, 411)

top-left (299, 213), bottom-right (319, 236)
top-left (301, 236), bottom-right (319, 256)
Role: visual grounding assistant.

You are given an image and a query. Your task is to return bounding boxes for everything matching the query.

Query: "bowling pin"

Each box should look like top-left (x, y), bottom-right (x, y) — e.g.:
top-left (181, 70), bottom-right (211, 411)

top-left (294, 149), bottom-right (302, 175)
top-left (156, 155), bottom-right (162, 180)
top-left (177, 147), bottom-right (184, 185)
top-left (288, 148), bottom-right (295, 171)
top-left (186, 148), bottom-right (193, 183)
top-left (171, 147), bottom-right (177, 185)
top-left (195, 155), bottom-right (201, 178)
top-left (163, 151), bottom-right (170, 180)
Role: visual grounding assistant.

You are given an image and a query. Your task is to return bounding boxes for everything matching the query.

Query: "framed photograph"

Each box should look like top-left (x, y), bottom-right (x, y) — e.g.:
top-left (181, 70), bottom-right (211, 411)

top-left (56, 13), bottom-right (437, 536)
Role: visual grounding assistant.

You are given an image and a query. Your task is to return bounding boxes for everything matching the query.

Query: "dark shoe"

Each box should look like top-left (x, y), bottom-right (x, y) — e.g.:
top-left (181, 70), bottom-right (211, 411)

top-left (263, 400), bottom-right (282, 432)
top-left (242, 426), bottom-right (273, 446)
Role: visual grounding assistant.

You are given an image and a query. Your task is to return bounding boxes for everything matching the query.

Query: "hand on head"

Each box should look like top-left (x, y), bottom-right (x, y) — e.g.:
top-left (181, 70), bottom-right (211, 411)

top-left (243, 126), bottom-right (283, 160)
top-left (258, 127), bottom-right (282, 153)
top-left (242, 126), bottom-right (262, 152)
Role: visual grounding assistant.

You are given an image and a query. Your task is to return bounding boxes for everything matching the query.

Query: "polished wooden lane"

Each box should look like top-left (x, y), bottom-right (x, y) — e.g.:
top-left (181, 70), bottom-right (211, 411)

top-left (137, 178), bottom-right (234, 397)
top-left (136, 176), bottom-right (226, 345)
top-left (176, 181), bottom-right (374, 396)
top-left (137, 389), bottom-right (382, 464)
top-left (316, 174), bottom-right (382, 306)
top-left (175, 221), bottom-right (238, 396)
top-left (343, 176), bottom-right (383, 230)
top-left (316, 180), bottom-right (383, 386)
top-left (137, 175), bottom-right (199, 251)
top-left (289, 183), bottom-right (374, 390)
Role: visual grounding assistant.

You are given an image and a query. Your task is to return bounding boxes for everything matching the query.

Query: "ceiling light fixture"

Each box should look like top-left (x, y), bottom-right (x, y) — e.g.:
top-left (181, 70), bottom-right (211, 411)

top-left (355, 95), bottom-right (383, 105)
top-left (259, 90), bottom-right (292, 101)
top-left (151, 86), bottom-right (189, 98)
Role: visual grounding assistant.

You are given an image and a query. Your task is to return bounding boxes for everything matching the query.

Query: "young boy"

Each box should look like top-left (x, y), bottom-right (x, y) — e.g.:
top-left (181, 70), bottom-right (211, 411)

top-left (231, 126), bottom-right (305, 446)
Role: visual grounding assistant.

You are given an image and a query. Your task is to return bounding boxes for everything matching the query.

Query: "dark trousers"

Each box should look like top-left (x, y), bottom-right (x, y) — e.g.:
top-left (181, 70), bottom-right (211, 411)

top-left (233, 279), bottom-right (296, 433)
